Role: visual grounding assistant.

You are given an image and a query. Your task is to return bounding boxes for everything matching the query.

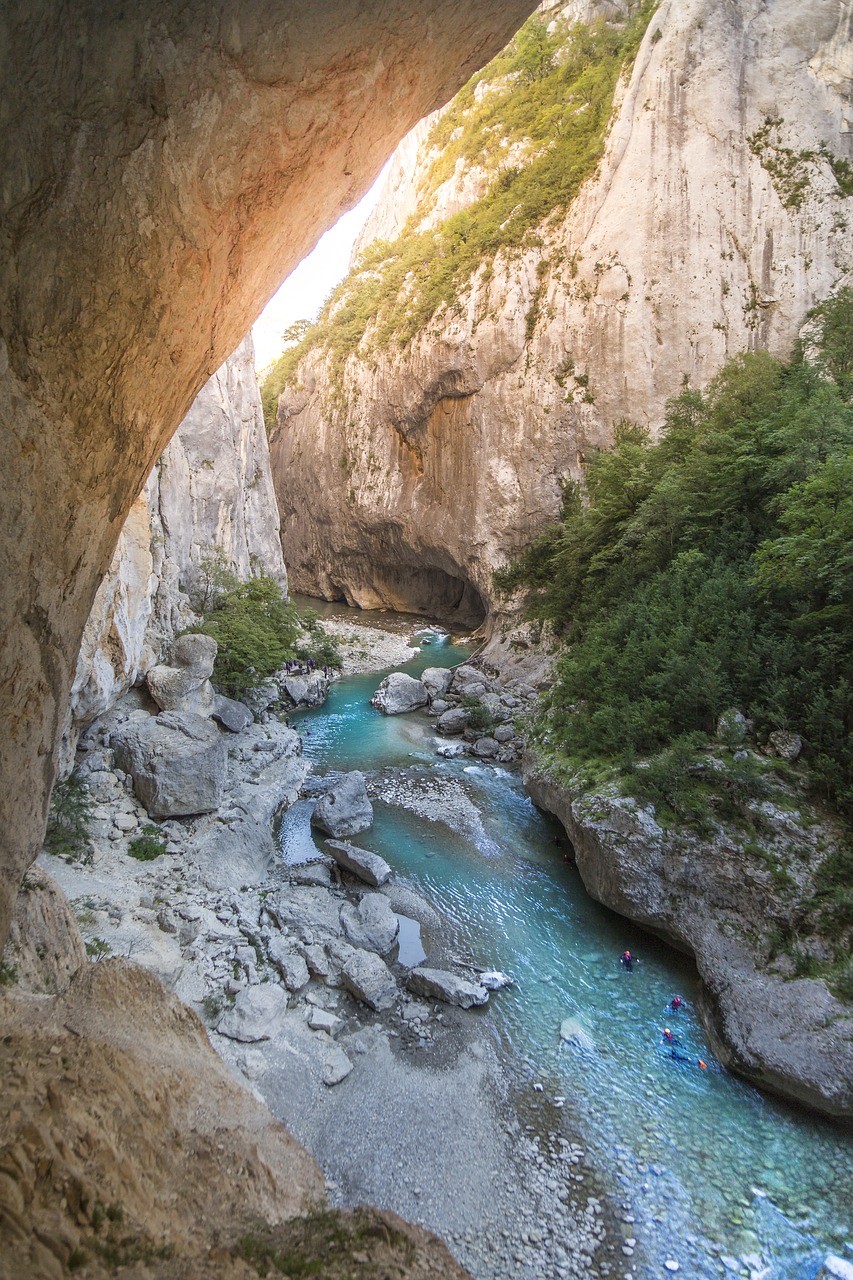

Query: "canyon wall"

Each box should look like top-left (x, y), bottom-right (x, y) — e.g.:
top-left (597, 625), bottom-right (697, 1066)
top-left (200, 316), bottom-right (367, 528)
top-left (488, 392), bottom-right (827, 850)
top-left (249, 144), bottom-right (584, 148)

top-left (0, 0), bottom-right (539, 948)
top-left (61, 335), bottom-right (285, 769)
top-left (270, 0), bottom-right (853, 628)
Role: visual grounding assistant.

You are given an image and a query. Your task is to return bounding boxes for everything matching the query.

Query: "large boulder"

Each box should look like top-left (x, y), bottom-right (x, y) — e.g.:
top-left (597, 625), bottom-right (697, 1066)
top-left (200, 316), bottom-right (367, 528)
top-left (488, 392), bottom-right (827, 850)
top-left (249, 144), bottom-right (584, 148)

top-left (340, 894), bottom-right (399, 954)
top-left (217, 984), bottom-right (289, 1042)
top-left (146, 633), bottom-right (218, 717)
top-left (190, 816), bottom-right (275, 889)
top-left (407, 967), bottom-right (489, 1009)
top-left (325, 839), bottom-right (392, 887)
top-left (341, 950), bottom-right (397, 1011)
top-left (111, 711), bottom-right (227, 818)
top-left (436, 707), bottom-right (471, 736)
top-left (267, 938), bottom-right (310, 991)
top-left (211, 694), bottom-right (253, 733)
top-left (450, 665), bottom-right (489, 697)
top-left (421, 667), bottom-right (453, 699)
top-left (371, 672), bottom-right (429, 715)
top-left (311, 771), bottom-right (373, 838)
top-left (266, 886), bottom-right (344, 939)
top-left (283, 672), bottom-right (328, 707)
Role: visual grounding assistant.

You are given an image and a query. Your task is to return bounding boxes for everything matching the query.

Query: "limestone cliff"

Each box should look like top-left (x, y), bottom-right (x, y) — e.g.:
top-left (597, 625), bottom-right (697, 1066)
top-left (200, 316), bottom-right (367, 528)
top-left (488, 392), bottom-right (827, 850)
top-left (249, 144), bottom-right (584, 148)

top-left (61, 335), bottom-right (284, 768)
top-left (269, 0), bottom-right (853, 628)
top-left (0, 0), bottom-right (538, 953)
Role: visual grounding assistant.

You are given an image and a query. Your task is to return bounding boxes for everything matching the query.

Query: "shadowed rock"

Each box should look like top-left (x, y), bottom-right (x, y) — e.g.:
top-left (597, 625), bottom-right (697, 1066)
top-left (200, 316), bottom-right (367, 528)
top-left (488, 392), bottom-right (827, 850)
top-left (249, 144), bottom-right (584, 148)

top-left (326, 839), bottom-right (392, 887)
top-left (341, 950), bottom-right (397, 1011)
top-left (311, 771), bottom-right (373, 838)
top-left (212, 695), bottom-right (254, 733)
top-left (111, 711), bottom-right (227, 818)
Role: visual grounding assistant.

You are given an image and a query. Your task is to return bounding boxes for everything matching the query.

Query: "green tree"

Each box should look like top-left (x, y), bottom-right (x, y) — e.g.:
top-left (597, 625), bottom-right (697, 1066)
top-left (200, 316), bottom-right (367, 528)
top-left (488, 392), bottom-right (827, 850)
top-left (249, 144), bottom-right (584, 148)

top-left (188, 576), bottom-right (301, 698)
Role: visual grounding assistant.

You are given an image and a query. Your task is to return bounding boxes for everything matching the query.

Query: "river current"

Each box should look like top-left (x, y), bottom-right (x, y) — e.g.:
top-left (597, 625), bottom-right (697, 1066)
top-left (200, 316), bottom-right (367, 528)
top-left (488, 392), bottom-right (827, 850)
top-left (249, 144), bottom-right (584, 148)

top-left (280, 611), bottom-right (853, 1279)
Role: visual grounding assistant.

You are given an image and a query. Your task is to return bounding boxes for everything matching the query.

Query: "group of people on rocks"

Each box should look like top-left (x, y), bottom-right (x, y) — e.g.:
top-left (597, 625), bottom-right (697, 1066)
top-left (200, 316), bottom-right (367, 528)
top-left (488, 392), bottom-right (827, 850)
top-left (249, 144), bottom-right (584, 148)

top-left (619, 952), bottom-right (708, 1071)
top-left (284, 657), bottom-right (330, 677)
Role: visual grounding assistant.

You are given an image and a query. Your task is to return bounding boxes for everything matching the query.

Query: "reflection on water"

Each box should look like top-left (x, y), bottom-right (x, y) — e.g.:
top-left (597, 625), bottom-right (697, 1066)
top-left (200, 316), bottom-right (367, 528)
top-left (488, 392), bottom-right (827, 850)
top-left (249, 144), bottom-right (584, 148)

top-left (282, 622), bottom-right (853, 1277)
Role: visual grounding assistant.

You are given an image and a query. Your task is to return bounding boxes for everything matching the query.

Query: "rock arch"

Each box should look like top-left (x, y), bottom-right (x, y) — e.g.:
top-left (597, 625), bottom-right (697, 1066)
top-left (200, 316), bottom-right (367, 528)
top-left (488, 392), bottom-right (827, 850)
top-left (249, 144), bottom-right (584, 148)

top-left (0, 0), bottom-right (537, 947)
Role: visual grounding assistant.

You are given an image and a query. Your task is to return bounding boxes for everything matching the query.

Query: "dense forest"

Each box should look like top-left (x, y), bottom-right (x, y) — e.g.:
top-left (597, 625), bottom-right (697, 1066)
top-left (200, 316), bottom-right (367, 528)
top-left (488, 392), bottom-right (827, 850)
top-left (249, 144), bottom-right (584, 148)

top-left (497, 288), bottom-right (853, 819)
top-left (495, 289), bottom-right (853, 996)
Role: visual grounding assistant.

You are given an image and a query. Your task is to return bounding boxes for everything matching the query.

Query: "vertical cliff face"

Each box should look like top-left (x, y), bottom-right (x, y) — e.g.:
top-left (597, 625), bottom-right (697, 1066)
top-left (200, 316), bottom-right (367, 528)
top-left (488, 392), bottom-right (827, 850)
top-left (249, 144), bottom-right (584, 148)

top-left (269, 0), bottom-right (853, 627)
top-left (0, 0), bottom-right (539, 950)
top-left (62, 335), bottom-right (285, 765)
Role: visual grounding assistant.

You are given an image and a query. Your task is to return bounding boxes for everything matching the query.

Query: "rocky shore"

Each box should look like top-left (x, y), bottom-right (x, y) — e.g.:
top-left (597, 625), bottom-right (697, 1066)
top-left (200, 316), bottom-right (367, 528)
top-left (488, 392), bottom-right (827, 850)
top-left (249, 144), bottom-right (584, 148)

top-left (523, 753), bottom-right (853, 1124)
top-left (4, 624), bottom-right (626, 1280)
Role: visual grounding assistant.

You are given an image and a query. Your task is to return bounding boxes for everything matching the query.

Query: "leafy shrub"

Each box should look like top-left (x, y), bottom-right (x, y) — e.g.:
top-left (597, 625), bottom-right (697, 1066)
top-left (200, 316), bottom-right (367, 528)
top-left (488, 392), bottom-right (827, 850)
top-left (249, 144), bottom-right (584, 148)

top-left (461, 694), bottom-right (497, 735)
top-left (829, 959), bottom-right (853, 1002)
top-left (187, 575), bottom-right (301, 699)
top-left (44, 775), bottom-right (94, 864)
top-left (295, 621), bottom-right (343, 671)
top-left (127, 824), bottom-right (167, 861)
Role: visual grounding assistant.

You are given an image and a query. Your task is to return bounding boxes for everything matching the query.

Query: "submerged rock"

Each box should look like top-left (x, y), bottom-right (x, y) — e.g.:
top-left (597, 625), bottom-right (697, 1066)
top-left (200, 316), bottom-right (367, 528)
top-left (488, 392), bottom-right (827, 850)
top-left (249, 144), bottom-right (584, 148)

top-left (111, 710), bottom-right (227, 818)
top-left (560, 1017), bottom-right (596, 1053)
top-left (325, 839), bottom-right (392, 887)
top-left (341, 950), bottom-right (397, 1011)
top-left (371, 672), bottom-right (429, 714)
top-left (311, 771), bottom-right (373, 837)
top-left (407, 967), bottom-right (489, 1009)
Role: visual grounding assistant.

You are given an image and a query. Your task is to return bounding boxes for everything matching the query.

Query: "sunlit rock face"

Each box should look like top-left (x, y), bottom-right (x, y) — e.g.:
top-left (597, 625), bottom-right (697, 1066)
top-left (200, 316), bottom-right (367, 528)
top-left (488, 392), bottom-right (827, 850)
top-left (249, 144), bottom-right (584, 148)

top-left (0, 0), bottom-right (539, 948)
top-left (60, 335), bottom-right (284, 771)
top-left (270, 0), bottom-right (853, 631)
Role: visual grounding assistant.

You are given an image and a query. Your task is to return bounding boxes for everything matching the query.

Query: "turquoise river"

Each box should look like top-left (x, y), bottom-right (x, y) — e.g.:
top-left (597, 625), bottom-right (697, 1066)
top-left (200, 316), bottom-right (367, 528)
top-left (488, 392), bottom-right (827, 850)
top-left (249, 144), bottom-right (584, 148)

top-left (280, 608), bottom-right (853, 1280)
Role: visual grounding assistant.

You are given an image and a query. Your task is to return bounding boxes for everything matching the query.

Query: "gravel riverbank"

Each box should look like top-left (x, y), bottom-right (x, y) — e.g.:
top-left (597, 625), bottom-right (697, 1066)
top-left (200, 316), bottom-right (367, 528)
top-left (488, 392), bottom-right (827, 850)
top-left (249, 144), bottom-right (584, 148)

top-left (33, 620), bottom-right (628, 1280)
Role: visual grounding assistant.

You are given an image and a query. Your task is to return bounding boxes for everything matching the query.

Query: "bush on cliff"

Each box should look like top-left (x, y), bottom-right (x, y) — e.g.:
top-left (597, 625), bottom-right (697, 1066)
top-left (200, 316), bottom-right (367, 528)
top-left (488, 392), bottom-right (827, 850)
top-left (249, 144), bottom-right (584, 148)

top-left (497, 288), bottom-right (853, 818)
top-left (187, 566), bottom-right (342, 695)
top-left (187, 575), bottom-right (301, 699)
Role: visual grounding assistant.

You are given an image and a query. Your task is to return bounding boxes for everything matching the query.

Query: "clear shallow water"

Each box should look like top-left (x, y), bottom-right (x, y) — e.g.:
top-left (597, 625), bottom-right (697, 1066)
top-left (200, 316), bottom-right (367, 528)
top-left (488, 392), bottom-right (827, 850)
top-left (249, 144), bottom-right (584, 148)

top-left (283, 626), bottom-right (853, 1278)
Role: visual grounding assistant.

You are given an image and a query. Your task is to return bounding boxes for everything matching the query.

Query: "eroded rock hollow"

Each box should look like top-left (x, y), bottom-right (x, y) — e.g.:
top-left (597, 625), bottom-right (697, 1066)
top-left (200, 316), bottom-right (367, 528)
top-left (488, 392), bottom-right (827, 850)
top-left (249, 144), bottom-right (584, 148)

top-left (0, 0), bottom-right (539, 949)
